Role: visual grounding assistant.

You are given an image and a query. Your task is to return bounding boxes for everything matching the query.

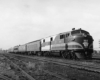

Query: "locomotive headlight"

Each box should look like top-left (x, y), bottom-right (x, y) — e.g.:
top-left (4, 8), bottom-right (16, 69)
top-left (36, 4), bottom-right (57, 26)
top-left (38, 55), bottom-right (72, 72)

top-left (72, 36), bottom-right (76, 41)
top-left (83, 40), bottom-right (88, 48)
top-left (73, 36), bottom-right (76, 39)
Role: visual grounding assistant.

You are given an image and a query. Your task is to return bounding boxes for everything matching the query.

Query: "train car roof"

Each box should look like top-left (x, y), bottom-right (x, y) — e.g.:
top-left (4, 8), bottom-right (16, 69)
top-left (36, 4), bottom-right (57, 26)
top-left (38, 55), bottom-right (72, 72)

top-left (25, 39), bottom-right (41, 44)
top-left (25, 28), bottom-right (89, 43)
top-left (71, 28), bottom-right (89, 34)
top-left (12, 28), bottom-right (89, 48)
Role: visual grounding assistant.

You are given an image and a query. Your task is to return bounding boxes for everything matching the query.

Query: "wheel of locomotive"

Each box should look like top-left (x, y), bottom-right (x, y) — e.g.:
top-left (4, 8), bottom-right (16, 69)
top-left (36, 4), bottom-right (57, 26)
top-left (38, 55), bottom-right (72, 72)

top-left (61, 51), bottom-right (67, 58)
top-left (86, 52), bottom-right (92, 59)
top-left (46, 52), bottom-right (50, 56)
top-left (67, 51), bottom-right (74, 59)
top-left (41, 52), bottom-right (44, 56)
top-left (61, 51), bottom-right (71, 59)
top-left (67, 53), bottom-right (72, 59)
top-left (42, 51), bottom-right (47, 56)
top-left (37, 52), bottom-right (42, 56)
top-left (69, 51), bottom-right (77, 60)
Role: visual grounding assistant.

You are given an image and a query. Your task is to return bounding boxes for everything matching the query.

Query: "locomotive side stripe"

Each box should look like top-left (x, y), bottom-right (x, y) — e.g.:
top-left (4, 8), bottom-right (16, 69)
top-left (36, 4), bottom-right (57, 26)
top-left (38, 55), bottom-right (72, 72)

top-left (51, 42), bottom-right (83, 49)
top-left (41, 42), bottom-right (83, 51)
top-left (68, 47), bottom-right (83, 49)
top-left (67, 42), bottom-right (83, 49)
top-left (41, 43), bottom-right (66, 51)
top-left (51, 43), bottom-right (66, 47)
top-left (51, 43), bottom-right (66, 50)
top-left (67, 42), bottom-right (83, 47)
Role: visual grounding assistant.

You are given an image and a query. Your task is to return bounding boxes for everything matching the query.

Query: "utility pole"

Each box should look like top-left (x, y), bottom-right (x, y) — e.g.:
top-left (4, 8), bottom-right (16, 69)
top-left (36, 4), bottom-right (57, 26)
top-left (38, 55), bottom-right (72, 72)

top-left (98, 40), bottom-right (100, 53)
top-left (99, 40), bottom-right (100, 48)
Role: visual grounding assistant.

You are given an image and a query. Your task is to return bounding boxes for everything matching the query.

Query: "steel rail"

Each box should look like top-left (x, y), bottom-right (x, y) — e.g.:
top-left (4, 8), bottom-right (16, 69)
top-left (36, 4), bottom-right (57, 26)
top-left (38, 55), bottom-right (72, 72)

top-left (0, 74), bottom-right (11, 80)
top-left (4, 56), bottom-right (36, 80)
top-left (6, 54), bottom-right (100, 73)
top-left (8, 55), bottom-right (70, 80)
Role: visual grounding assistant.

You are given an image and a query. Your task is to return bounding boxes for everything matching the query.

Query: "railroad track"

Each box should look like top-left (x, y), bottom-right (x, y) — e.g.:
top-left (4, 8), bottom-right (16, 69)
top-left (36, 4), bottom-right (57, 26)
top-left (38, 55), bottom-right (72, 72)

top-left (4, 55), bottom-right (36, 80)
top-left (4, 54), bottom-right (70, 80)
top-left (28, 56), bottom-right (100, 73)
top-left (0, 74), bottom-right (11, 80)
top-left (7, 53), bottom-right (100, 73)
top-left (0, 54), bottom-right (35, 80)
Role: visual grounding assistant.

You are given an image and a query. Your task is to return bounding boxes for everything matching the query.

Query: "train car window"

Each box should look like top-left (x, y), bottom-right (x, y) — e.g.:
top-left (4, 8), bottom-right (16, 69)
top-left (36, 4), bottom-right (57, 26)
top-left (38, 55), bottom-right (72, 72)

top-left (60, 35), bottom-right (65, 39)
top-left (66, 33), bottom-right (69, 37)
top-left (43, 39), bottom-right (45, 42)
top-left (50, 37), bottom-right (53, 41)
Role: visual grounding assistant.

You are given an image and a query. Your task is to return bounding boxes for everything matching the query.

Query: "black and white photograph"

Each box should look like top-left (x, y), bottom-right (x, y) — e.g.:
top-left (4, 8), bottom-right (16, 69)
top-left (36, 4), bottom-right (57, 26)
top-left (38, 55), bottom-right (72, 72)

top-left (0, 0), bottom-right (100, 80)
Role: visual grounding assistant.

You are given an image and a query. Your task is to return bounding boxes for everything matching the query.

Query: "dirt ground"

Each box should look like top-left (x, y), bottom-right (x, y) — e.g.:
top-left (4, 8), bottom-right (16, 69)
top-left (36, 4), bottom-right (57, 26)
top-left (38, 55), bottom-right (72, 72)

top-left (0, 55), bottom-right (29, 80)
top-left (14, 55), bottom-right (100, 80)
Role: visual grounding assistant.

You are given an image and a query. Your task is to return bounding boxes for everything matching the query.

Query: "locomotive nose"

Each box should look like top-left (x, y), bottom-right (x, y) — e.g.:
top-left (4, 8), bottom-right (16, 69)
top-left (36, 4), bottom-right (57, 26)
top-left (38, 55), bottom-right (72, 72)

top-left (83, 39), bottom-right (89, 48)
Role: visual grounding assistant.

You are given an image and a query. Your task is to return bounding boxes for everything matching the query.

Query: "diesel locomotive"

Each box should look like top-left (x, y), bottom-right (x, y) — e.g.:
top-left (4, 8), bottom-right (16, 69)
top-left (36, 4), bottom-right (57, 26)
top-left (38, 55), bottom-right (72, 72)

top-left (8, 28), bottom-right (93, 59)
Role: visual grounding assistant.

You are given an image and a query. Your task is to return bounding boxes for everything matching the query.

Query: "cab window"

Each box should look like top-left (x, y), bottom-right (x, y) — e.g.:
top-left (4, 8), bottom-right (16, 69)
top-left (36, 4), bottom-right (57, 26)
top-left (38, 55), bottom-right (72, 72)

top-left (66, 33), bottom-right (69, 37)
top-left (71, 30), bottom-right (80, 35)
top-left (81, 30), bottom-right (89, 35)
top-left (50, 37), bottom-right (53, 41)
top-left (60, 35), bottom-right (65, 39)
top-left (71, 29), bottom-right (90, 36)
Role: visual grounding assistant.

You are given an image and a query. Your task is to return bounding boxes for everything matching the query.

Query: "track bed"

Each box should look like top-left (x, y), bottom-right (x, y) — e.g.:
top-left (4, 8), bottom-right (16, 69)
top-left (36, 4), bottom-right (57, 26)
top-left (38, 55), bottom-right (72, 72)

top-left (5, 53), bottom-right (100, 80)
top-left (0, 54), bottom-right (32, 80)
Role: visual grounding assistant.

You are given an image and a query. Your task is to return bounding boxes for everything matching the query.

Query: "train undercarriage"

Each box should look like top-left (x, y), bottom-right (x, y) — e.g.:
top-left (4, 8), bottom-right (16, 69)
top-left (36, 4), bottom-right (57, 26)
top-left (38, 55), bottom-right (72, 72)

top-left (21, 49), bottom-right (93, 60)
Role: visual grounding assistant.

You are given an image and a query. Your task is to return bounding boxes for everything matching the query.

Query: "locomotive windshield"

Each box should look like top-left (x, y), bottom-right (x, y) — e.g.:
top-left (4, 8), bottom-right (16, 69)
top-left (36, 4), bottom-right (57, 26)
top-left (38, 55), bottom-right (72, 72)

top-left (71, 29), bottom-right (89, 35)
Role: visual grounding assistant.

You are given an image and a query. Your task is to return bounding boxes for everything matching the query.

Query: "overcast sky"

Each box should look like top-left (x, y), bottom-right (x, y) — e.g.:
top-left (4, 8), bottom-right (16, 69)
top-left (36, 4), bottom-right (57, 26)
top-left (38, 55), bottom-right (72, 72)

top-left (0, 0), bottom-right (100, 49)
